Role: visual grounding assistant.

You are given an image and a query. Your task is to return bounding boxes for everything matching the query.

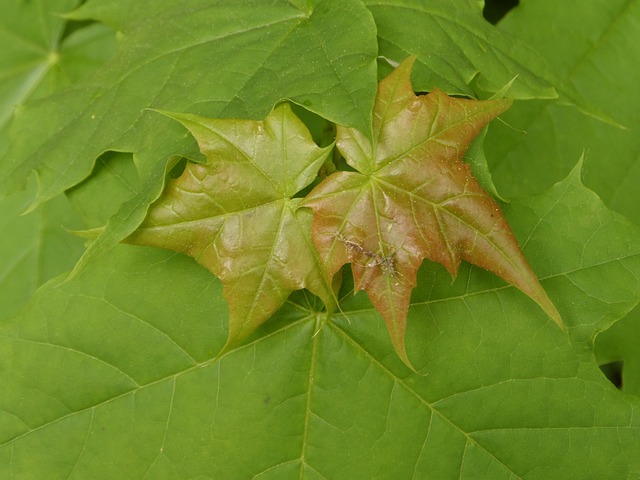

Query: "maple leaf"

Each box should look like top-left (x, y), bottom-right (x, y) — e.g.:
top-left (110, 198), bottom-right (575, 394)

top-left (303, 56), bottom-right (564, 365)
top-left (126, 103), bottom-right (335, 348)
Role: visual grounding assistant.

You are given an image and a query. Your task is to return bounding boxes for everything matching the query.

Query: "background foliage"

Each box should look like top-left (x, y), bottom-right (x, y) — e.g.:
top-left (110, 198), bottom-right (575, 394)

top-left (1, 0), bottom-right (639, 478)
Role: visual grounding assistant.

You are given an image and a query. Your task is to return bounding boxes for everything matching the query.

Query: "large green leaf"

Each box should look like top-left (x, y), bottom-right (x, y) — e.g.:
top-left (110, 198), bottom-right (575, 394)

top-left (0, 182), bottom-right (85, 323)
top-left (2, 2), bottom-right (640, 478)
top-left (0, 0), bottom-right (124, 324)
top-left (482, 0), bottom-right (640, 394)
top-left (364, 0), bottom-right (618, 136)
top-left (0, 0), bottom-right (378, 205)
top-left (0, 0), bottom-right (119, 314)
top-left (2, 148), bottom-right (639, 480)
top-left (363, 0), bottom-right (557, 98)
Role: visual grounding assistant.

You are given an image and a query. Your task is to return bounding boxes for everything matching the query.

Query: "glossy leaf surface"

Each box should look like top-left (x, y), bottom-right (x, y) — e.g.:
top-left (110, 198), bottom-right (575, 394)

top-left (127, 104), bottom-right (334, 346)
top-left (304, 57), bottom-right (561, 362)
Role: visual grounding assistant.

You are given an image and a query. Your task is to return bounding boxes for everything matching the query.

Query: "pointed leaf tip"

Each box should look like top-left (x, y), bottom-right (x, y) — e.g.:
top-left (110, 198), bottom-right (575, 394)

top-left (304, 56), bottom-right (560, 361)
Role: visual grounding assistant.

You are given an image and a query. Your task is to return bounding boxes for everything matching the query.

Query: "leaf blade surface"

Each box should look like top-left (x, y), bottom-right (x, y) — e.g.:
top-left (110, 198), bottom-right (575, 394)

top-left (127, 104), bottom-right (334, 346)
top-left (3, 163), bottom-right (640, 478)
top-left (0, 0), bottom-right (377, 205)
top-left (304, 57), bottom-right (561, 362)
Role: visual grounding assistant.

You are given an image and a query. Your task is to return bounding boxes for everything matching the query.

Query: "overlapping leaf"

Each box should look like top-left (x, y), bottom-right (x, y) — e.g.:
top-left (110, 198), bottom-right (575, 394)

top-left (0, 0), bottom-right (378, 281)
top-left (0, 1), bottom-right (117, 325)
top-left (481, 0), bottom-right (640, 390)
top-left (126, 104), bottom-right (334, 347)
top-left (364, 0), bottom-right (616, 126)
top-left (2, 163), bottom-right (640, 478)
top-left (303, 57), bottom-right (562, 363)
top-left (2, 2), bottom-right (640, 476)
top-left (0, 0), bottom-right (377, 206)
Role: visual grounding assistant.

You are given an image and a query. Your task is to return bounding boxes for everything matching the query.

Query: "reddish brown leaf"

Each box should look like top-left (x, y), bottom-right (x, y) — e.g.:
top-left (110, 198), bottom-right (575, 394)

top-left (126, 104), bottom-right (335, 348)
top-left (303, 57), bottom-right (563, 365)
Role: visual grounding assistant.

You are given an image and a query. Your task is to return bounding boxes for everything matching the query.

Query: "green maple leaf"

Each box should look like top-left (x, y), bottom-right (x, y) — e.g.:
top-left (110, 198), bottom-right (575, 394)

top-left (3, 163), bottom-right (640, 479)
top-left (0, 0), bottom-right (116, 136)
top-left (3, 3), bottom-right (640, 478)
top-left (0, 0), bottom-right (378, 206)
top-left (126, 104), bottom-right (335, 347)
top-left (364, 0), bottom-right (558, 99)
top-left (0, 0), bottom-right (116, 323)
top-left (303, 57), bottom-right (563, 364)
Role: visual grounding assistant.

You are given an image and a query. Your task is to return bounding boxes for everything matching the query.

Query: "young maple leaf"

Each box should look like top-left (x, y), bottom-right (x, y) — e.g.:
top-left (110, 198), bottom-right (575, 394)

top-left (302, 56), bottom-right (564, 365)
top-left (126, 104), bottom-right (335, 348)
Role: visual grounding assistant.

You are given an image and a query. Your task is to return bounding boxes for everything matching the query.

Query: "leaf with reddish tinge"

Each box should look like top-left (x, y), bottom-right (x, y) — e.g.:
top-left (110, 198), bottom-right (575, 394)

top-left (303, 57), bottom-right (563, 365)
top-left (127, 104), bottom-right (335, 347)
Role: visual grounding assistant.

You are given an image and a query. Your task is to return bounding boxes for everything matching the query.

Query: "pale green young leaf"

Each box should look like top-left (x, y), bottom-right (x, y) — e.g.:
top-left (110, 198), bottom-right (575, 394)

top-left (126, 104), bottom-right (335, 347)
